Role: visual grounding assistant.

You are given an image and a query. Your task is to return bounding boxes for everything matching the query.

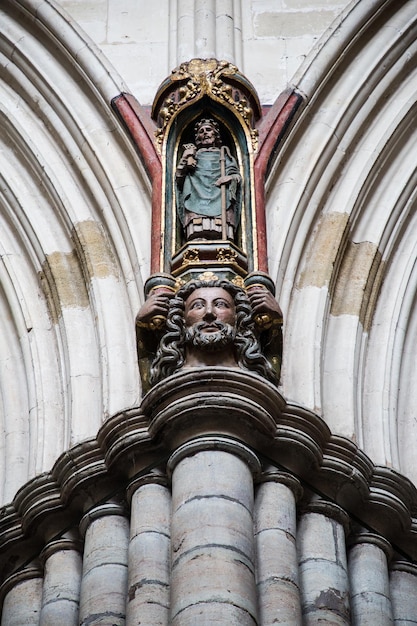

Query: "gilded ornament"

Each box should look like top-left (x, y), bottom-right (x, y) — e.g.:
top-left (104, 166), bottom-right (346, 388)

top-left (182, 248), bottom-right (200, 265)
top-left (153, 59), bottom-right (259, 151)
top-left (216, 247), bottom-right (238, 263)
top-left (198, 271), bottom-right (218, 282)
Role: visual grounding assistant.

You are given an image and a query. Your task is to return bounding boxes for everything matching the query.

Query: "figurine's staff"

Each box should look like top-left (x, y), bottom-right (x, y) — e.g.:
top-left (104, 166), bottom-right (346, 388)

top-left (219, 146), bottom-right (227, 239)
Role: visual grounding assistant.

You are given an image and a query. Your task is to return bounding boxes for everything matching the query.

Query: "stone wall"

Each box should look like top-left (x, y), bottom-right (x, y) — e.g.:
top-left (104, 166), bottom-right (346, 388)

top-left (57, 0), bottom-right (349, 105)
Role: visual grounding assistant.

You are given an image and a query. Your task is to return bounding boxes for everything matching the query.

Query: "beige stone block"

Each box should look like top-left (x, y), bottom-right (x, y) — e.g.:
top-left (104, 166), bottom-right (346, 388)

top-left (390, 568), bottom-right (417, 622)
top-left (255, 481), bottom-right (297, 535)
top-left (297, 212), bottom-right (350, 289)
top-left (130, 483), bottom-right (170, 538)
top-left (256, 527), bottom-right (298, 584)
top-left (82, 515), bottom-right (129, 572)
top-left (257, 578), bottom-right (302, 625)
top-left (330, 239), bottom-right (382, 329)
top-left (298, 513), bottom-right (345, 563)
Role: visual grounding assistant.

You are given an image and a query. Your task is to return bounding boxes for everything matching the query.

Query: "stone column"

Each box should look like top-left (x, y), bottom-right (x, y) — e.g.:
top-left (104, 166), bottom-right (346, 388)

top-left (390, 561), bottom-right (417, 624)
top-left (78, 502), bottom-right (129, 626)
top-left (126, 470), bottom-right (171, 626)
top-left (39, 533), bottom-right (83, 626)
top-left (297, 498), bottom-right (351, 625)
top-left (0, 566), bottom-right (42, 626)
top-left (168, 436), bottom-right (260, 625)
top-left (348, 532), bottom-right (393, 625)
top-left (254, 469), bottom-right (303, 625)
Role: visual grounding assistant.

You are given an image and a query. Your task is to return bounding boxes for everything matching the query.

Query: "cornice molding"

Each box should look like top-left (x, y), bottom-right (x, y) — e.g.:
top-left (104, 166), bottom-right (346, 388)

top-left (1, 368), bottom-right (417, 583)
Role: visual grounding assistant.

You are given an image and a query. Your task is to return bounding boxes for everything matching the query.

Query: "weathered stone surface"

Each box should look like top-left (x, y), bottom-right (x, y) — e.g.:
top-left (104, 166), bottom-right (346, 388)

top-left (255, 476), bottom-right (302, 624)
top-left (298, 508), bottom-right (350, 625)
top-left (170, 446), bottom-right (258, 624)
top-left (40, 547), bottom-right (82, 626)
top-left (1, 575), bottom-right (42, 626)
top-left (127, 481), bottom-right (171, 626)
top-left (79, 511), bottom-right (129, 626)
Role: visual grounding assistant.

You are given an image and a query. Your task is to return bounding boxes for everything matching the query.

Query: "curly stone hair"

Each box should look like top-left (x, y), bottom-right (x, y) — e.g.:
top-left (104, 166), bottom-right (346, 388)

top-left (150, 279), bottom-right (277, 386)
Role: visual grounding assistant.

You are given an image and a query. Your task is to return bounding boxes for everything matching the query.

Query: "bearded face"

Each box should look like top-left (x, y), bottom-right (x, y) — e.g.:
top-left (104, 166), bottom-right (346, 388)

top-left (184, 320), bottom-right (236, 352)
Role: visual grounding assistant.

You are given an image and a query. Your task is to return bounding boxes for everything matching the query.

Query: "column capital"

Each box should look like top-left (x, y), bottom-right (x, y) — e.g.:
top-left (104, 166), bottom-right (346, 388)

top-left (257, 467), bottom-right (303, 501)
top-left (126, 468), bottom-right (169, 503)
top-left (390, 560), bottom-right (417, 575)
top-left (167, 435), bottom-right (261, 477)
top-left (348, 529), bottom-right (393, 560)
top-left (39, 536), bottom-right (83, 565)
top-left (302, 495), bottom-right (350, 533)
top-left (0, 565), bottom-right (43, 605)
top-left (79, 502), bottom-right (127, 538)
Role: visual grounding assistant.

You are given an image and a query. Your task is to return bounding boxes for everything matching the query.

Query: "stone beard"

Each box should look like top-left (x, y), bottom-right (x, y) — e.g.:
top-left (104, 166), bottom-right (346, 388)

top-left (184, 320), bottom-right (236, 352)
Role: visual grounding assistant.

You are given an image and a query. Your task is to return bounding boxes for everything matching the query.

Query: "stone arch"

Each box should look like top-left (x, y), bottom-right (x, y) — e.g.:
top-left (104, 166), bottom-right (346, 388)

top-left (0, 0), bottom-right (153, 502)
top-left (264, 0), bottom-right (417, 478)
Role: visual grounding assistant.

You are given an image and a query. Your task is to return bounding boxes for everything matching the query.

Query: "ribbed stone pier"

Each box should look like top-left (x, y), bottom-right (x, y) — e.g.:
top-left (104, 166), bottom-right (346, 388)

top-left (0, 567), bottom-right (42, 626)
top-left (168, 437), bottom-right (261, 625)
top-left (39, 535), bottom-right (82, 626)
top-left (348, 532), bottom-right (393, 625)
top-left (254, 469), bottom-right (303, 625)
top-left (126, 471), bottom-right (171, 626)
top-left (298, 499), bottom-right (351, 625)
top-left (78, 503), bottom-right (129, 626)
top-left (390, 561), bottom-right (417, 624)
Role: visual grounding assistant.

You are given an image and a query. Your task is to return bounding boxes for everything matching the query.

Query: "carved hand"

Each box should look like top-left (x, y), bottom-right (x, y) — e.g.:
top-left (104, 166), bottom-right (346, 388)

top-left (136, 291), bottom-right (174, 329)
top-left (215, 174), bottom-right (240, 186)
top-left (248, 288), bottom-right (283, 328)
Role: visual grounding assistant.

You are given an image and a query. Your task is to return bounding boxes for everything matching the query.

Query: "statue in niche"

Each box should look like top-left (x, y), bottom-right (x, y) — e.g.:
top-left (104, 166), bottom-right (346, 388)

top-left (175, 119), bottom-right (241, 241)
top-left (136, 279), bottom-right (282, 388)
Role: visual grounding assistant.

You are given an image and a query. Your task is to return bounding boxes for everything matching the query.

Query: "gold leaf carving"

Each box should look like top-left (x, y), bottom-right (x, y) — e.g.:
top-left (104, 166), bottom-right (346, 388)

top-left (216, 247), bottom-right (238, 263)
top-left (154, 59), bottom-right (259, 151)
top-left (182, 249), bottom-right (200, 265)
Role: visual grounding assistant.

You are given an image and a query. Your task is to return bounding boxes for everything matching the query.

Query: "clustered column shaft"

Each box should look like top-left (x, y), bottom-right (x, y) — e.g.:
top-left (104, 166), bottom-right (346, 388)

top-left (390, 561), bottom-right (417, 623)
top-left (78, 503), bottom-right (129, 626)
top-left (168, 437), bottom-right (260, 625)
top-left (254, 469), bottom-right (303, 625)
top-left (39, 535), bottom-right (82, 625)
top-left (298, 499), bottom-right (351, 625)
top-left (348, 532), bottom-right (393, 624)
top-left (126, 471), bottom-right (171, 626)
top-left (0, 567), bottom-right (42, 626)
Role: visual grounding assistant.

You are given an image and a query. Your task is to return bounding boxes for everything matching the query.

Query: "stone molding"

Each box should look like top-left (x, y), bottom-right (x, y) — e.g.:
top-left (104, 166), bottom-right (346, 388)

top-left (300, 496), bottom-right (351, 534)
top-left (39, 537), bottom-right (83, 566)
top-left (348, 530), bottom-right (393, 561)
top-left (167, 436), bottom-right (261, 477)
top-left (0, 566), bottom-right (43, 605)
top-left (79, 502), bottom-right (127, 538)
top-left (1, 368), bottom-right (417, 584)
top-left (256, 468), bottom-right (303, 502)
top-left (126, 468), bottom-right (169, 504)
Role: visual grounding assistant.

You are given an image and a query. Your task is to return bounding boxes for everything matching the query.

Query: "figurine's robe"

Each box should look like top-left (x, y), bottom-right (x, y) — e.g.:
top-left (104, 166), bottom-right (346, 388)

top-left (177, 147), bottom-right (241, 229)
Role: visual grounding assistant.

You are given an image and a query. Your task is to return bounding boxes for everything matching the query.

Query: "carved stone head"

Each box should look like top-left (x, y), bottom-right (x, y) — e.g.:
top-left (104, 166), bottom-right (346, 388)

top-left (194, 118), bottom-right (222, 148)
top-left (150, 279), bottom-right (276, 386)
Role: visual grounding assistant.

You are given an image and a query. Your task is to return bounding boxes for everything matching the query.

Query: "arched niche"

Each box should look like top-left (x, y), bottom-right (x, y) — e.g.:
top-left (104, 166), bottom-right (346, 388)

top-left (151, 59), bottom-right (261, 284)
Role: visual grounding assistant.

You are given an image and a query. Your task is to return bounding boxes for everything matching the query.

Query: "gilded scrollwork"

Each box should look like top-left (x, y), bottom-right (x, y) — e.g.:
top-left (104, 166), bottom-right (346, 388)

top-left (153, 59), bottom-right (259, 152)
